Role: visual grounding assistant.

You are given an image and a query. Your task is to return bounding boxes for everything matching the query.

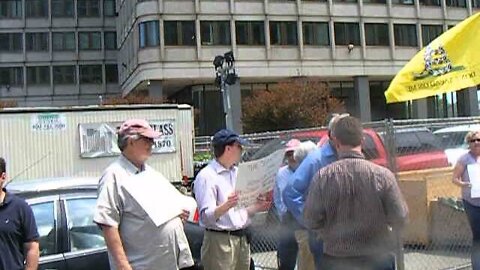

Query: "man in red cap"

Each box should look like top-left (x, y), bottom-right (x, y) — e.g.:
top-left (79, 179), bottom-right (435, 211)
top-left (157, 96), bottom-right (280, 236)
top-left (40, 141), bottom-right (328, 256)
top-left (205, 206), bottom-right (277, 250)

top-left (273, 139), bottom-right (301, 270)
top-left (94, 119), bottom-right (194, 270)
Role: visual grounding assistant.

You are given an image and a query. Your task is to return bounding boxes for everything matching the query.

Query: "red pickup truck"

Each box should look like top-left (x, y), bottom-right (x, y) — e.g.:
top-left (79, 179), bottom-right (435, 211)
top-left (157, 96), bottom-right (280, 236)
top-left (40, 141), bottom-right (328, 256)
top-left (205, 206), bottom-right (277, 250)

top-left (290, 127), bottom-right (449, 172)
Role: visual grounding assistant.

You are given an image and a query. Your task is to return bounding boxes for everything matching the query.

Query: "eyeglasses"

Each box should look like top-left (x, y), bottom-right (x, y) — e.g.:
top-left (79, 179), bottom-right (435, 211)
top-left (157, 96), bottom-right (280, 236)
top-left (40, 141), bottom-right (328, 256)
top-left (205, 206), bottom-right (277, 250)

top-left (469, 138), bottom-right (480, 143)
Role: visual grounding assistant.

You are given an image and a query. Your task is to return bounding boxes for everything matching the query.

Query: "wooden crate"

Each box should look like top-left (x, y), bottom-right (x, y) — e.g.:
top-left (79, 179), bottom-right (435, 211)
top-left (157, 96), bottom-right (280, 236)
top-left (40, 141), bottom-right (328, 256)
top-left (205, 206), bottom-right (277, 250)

top-left (397, 167), bottom-right (461, 245)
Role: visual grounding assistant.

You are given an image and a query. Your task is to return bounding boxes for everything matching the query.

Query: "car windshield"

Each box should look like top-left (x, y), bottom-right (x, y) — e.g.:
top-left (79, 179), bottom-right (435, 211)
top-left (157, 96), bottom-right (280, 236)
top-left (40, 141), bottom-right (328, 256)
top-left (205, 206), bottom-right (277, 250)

top-left (435, 131), bottom-right (468, 149)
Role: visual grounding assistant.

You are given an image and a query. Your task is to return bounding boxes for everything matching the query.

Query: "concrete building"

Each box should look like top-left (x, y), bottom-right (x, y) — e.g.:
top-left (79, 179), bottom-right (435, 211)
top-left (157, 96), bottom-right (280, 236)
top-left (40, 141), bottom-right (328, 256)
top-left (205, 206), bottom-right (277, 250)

top-left (1, 0), bottom-right (479, 134)
top-left (0, 0), bottom-right (119, 106)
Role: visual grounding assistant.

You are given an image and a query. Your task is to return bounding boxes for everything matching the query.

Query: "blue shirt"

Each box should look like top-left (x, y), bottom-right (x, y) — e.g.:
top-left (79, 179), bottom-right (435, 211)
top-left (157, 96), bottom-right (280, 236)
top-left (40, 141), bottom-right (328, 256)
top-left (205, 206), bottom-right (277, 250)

top-left (0, 190), bottom-right (39, 270)
top-left (273, 165), bottom-right (295, 219)
top-left (283, 141), bottom-right (337, 225)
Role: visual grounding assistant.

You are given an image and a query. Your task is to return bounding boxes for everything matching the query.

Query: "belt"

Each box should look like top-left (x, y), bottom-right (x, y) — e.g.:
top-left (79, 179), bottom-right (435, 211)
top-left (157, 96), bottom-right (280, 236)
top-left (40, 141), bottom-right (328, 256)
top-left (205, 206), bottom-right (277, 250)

top-left (205, 228), bottom-right (248, 238)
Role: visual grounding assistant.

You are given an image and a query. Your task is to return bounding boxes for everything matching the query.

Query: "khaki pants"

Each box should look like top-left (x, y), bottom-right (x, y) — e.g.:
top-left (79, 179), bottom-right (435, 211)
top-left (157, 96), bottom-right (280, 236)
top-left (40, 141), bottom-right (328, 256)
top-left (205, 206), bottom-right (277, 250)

top-left (295, 230), bottom-right (316, 270)
top-left (201, 230), bottom-right (250, 270)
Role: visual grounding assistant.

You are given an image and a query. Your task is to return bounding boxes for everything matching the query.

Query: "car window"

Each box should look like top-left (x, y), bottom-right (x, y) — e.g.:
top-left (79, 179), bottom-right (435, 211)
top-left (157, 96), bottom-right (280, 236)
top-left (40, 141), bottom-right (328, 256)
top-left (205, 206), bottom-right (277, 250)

top-left (31, 202), bottom-right (56, 256)
top-left (436, 131), bottom-right (468, 148)
top-left (362, 133), bottom-right (379, 160)
top-left (65, 198), bottom-right (105, 251)
top-left (395, 130), bottom-right (442, 156)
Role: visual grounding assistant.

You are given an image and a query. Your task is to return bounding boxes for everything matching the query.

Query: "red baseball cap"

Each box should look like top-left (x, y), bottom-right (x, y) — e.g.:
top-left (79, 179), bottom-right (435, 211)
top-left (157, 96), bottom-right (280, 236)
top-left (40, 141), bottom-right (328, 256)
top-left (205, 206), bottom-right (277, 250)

top-left (118, 119), bottom-right (161, 139)
top-left (285, 139), bottom-right (301, 152)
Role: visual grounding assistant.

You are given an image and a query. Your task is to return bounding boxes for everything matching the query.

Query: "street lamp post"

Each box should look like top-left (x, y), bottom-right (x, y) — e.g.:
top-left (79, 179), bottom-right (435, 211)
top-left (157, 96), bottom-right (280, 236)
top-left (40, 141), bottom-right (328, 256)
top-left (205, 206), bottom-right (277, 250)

top-left (213, 51), bottom-right (238, 131)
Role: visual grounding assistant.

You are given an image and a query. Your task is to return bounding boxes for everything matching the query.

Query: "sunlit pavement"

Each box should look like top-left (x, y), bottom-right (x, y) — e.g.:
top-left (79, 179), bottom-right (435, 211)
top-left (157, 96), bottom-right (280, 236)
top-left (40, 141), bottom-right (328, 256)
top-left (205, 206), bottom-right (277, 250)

top-left (251, 249), bottom-right (472, 270)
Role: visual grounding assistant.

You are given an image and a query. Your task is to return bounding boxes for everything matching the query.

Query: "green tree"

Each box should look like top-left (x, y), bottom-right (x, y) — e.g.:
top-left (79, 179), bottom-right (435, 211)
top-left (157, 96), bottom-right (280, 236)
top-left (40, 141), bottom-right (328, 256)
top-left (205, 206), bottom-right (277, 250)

top-left (242, 78), bottom-right (344, 133)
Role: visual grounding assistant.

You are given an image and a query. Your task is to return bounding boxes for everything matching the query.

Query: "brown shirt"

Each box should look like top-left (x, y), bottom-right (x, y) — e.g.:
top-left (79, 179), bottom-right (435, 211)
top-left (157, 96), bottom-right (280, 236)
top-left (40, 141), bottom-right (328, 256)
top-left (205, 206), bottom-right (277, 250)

top-left (304, 151), bottom-right (408, 257)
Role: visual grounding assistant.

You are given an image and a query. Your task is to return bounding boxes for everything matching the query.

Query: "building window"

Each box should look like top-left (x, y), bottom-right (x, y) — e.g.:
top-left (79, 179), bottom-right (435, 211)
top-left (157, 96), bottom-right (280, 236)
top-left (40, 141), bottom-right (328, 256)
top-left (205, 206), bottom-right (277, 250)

top-left (365, 23), bottom-right (390, 46)
top-left (53, 32), bottom-right (76, 51)
top-left (27, 66), bottom-right (50, 85)
top-left (474, 0), bottom-right (480, 8)
top-left (334, 22), bottom-right (360, 46)
top-left (422, 25), bottom-right (443, 46)
top-left (104, 0), bottom-right (115, 17)
top-left (200, 21), bottom-right (231, 45)
top-left (236, 21), bottom-right (265, 45)
top-left (53, 65), bottom-right (76, 84)
top-left (303, 22), bottom-right (330, 46)
top-left (80, 65), bottom-right (102, 84)
top-left (270, 21), bottom-right (298, 45)
top-left (363, 0), bottom-right (386, 4)
top-left (52, 0), bottom-right (74, 17)
top-left (0, 33), bottom-right (23, 52)
top-left (105, 64), bottom-right (118, 83)
top-left (419, 0), bottom-right (441, 6)
top-left (77, 0), bottom-right (100, 17)
top-left (446, 0), bottom-right (467, 7)
top-left (0, 67), bottom-right (23, 86)
top-left (332, 0), bottom-right (358, 3)
top-left (391, 0), bottom-right (414, 5)
top-left (26, 32), bottom-right (49, 51)
top-left (79, 32), bottom-right (101, 50)
top-left (104, 31), bottom-right (117, 50)
top-left (164, 21), bottom-right (196, 46)
top-left (0, 0), bottom-right (22, 18)
top-left (394, 24), bottom-right (417, 47)
top-left (26, 0), bottom-right (48, 17)
top-left (139, 20), bottom-right (160, 48)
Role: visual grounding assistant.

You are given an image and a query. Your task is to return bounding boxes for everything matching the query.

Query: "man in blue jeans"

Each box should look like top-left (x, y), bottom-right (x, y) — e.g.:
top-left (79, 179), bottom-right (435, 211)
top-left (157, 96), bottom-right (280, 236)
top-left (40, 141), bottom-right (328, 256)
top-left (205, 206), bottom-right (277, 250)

top-left (273, 139), bottom-right (301, 270)
top-left (283, 113), bottom-right (348, 269)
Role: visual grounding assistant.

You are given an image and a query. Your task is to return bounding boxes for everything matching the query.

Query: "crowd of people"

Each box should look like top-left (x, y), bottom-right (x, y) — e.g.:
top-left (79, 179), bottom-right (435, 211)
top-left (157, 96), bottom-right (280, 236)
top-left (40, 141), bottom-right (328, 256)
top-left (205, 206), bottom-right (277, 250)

top-left (3, 115), bottom-right (480, 270)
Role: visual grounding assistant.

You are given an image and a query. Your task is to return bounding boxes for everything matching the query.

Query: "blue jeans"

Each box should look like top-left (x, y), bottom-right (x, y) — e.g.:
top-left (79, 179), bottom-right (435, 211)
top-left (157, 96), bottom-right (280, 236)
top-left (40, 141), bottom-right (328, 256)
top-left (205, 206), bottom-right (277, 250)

top-left (463, 200), bottom-right (480, 270)
top-left (277, 216), bottom-right (300, 270)
top-left (308, 231), bottom-right (323, 270)
top-left (320, 253), bottom-right (395, 270)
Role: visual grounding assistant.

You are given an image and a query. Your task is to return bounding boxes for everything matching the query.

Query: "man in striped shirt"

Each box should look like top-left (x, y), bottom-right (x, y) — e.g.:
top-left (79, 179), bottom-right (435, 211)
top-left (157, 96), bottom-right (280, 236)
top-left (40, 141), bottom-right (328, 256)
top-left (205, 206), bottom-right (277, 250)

top-left (304, 116), bottom-right (408, 270)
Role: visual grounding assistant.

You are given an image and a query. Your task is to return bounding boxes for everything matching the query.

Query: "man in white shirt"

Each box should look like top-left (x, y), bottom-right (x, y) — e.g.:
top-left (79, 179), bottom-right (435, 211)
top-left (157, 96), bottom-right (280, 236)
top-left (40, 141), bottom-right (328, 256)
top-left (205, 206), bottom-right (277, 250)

top-left (194, 129), bottom-right (270, 270)
top-left (94, 119), bottom-right (194, 270)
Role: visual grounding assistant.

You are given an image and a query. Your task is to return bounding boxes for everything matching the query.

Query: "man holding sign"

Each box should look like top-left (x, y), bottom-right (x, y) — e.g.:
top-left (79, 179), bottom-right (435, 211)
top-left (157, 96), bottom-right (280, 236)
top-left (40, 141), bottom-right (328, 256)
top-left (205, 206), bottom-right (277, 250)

top-left (94, 119), bottom-right (194, 270)
top-left (194, 129), bottom-right (270, 270)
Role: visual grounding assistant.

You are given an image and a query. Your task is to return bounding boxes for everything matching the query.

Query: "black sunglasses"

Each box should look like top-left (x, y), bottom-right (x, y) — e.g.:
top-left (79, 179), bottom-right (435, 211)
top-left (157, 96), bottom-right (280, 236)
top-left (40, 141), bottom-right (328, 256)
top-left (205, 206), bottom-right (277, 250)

top-left (469, 138), bottom-right (480, 143)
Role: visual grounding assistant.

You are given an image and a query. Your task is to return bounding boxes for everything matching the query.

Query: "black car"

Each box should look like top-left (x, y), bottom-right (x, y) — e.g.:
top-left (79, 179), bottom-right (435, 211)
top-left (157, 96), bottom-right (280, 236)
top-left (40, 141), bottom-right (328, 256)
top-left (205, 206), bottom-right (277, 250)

top-left (8, 177), bottom-right (203, 270)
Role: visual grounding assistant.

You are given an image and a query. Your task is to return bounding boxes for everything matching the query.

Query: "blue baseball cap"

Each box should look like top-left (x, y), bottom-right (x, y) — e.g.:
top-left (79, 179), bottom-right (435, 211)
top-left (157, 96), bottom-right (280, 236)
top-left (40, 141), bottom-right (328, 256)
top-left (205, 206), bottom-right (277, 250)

top-left (212, 129), bottom-right (248, 147)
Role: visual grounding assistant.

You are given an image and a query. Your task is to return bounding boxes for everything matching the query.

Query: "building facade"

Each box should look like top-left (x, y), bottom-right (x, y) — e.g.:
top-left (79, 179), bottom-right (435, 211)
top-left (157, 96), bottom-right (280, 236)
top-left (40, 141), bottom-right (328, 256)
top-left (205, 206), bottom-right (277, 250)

top-left (1, 0), bottom-right (479, 134)
top-left (0, 0), bottom-right (120, 106)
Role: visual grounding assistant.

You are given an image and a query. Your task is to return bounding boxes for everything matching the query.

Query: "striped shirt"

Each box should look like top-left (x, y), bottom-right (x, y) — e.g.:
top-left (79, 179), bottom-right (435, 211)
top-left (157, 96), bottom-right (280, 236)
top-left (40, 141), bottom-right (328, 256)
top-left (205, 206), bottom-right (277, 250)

top-left (304, 151), bottom-right (408, 257)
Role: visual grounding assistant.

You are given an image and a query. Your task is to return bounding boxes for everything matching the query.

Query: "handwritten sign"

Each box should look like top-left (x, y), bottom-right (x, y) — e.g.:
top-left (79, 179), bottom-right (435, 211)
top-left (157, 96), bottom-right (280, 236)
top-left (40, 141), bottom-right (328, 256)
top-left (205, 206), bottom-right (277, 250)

top-left (235, 149), bottom-right (285, 209)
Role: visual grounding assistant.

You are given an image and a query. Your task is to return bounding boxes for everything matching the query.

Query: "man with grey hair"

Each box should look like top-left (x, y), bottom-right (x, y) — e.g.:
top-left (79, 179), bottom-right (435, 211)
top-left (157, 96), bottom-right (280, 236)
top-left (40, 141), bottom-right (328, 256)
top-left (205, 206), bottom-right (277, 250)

top-left (283, 113), bottom-right (349, 269)
top-left (94, 119), bottom-right (194, 270)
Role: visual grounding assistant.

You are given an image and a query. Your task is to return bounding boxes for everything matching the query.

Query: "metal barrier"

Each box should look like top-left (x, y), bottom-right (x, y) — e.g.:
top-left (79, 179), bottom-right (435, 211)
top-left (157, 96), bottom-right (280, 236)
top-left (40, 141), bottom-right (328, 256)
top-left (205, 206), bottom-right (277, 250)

top-left (194, 116), bottom-right (480, 270)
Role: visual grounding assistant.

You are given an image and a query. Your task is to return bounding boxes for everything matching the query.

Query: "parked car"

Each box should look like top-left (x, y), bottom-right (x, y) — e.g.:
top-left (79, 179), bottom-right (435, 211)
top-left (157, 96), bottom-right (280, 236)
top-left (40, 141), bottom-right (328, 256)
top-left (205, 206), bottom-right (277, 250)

top-left (433, 124), bottom-right (480, 165)
top-left (8, 177), bottom-right (203, 270)
top-left (279, 127), bottom-right (448, 172)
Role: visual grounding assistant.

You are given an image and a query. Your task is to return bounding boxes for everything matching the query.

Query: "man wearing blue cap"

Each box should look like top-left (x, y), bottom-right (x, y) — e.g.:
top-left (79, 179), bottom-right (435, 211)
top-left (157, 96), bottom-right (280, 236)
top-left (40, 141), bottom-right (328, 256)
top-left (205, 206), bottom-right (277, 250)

top-left (194, 129), bottom-right (270, 270)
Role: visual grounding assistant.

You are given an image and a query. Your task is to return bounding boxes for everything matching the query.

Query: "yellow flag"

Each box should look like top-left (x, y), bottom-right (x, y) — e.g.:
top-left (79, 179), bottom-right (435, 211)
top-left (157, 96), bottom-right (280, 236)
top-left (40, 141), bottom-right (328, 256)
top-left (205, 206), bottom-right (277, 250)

top-left (385, 12), bottom-right (480, 103)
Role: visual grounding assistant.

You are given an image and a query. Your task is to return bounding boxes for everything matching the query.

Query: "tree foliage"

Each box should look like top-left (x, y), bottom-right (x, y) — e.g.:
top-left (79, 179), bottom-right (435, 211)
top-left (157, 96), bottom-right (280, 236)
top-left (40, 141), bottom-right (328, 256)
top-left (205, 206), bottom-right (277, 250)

top-left (242, 79), bottom-right (344, 133)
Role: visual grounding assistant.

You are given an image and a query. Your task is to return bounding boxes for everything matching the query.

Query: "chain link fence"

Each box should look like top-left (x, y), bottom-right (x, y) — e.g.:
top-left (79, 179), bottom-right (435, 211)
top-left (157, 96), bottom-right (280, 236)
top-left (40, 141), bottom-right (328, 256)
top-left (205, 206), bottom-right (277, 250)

top-left (194, 116), bottom-right (480, 270)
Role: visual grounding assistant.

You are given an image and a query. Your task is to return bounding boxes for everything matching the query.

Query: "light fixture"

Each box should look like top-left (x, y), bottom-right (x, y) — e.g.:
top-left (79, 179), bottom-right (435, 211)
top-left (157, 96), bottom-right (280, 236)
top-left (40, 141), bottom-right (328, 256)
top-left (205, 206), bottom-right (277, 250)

top-left (348, 44), bottom-right (354, 53)
top-left (213, 55), bottom-right (224, 69)
top-left (224, 51), bottom-right (235, 65)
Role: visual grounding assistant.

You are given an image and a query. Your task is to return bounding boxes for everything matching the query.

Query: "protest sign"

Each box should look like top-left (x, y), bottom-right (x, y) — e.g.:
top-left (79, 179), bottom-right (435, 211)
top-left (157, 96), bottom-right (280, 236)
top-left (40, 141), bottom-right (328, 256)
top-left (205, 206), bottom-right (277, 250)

top-left (235, 149), bottom-right (285, 209)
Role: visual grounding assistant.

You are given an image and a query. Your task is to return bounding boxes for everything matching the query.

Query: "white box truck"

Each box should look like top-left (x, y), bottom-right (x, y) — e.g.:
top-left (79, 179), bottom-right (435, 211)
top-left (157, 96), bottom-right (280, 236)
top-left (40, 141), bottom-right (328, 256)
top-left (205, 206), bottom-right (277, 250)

top-left (0, 104), bottom-right (194, 185)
